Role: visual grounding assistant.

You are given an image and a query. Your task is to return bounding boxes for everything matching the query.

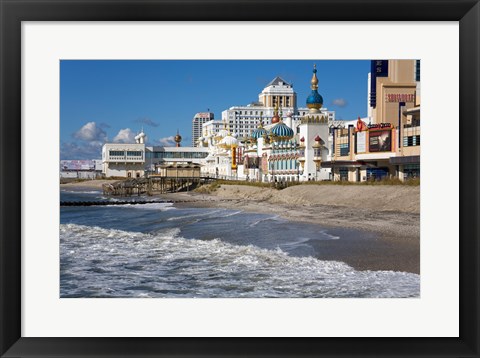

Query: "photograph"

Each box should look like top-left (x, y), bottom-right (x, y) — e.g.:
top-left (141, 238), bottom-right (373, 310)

top-left (59, 59), bottom-right (421, 298)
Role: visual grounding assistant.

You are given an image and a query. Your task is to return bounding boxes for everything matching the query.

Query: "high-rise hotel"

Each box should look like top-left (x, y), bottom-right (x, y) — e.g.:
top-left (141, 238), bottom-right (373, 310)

top-left (191, 111), bottom-right (214, 146)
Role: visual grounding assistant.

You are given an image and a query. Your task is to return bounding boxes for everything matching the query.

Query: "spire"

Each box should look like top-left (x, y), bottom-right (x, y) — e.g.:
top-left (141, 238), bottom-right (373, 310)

top-left (306, 64), bottom-right (324, 112)
top-left (311, 64), bottom-right (319, 90)
top-left (272, 102), bottom-right (281, 124)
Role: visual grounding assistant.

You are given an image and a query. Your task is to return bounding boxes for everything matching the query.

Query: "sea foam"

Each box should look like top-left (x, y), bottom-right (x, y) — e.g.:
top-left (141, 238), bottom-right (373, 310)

top-left (60, 223), bottom-right (420, 298)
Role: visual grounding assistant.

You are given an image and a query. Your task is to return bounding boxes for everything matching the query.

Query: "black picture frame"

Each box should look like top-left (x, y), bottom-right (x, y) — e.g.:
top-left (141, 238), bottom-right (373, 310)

top-left (1, 0), bottom-right (479, 357)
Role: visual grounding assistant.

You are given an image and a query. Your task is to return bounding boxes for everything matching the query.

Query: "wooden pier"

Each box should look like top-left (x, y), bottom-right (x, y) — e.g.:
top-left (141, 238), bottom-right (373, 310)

top-left (102, 176), bottom-right (216, 196)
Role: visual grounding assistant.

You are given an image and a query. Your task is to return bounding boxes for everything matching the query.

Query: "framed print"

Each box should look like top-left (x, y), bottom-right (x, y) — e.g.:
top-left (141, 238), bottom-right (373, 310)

top-left (1, 0), bottom-right (479, 357)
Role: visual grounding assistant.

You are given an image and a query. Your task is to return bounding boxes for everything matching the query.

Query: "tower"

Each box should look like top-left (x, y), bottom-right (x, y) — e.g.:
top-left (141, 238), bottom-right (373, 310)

top-left (192, 111), bottom-right (214, 146)
top-left (298, 64), bottom-right (329, 180)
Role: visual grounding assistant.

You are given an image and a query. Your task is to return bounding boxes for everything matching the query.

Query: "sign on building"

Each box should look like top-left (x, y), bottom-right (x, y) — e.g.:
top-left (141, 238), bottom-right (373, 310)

top-left (356, 131), bottom-right (367, 153)
top-left (368, 130), bottom-right (392, 152)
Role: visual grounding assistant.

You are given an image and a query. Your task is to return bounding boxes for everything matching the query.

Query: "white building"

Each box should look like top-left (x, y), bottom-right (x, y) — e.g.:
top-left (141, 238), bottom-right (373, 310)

top-left (102, 142), bottom-right (146, 178)
top-left (102, 130), bottom-right (209, 178)
top-left (192, 111), bottom-right (214, 146)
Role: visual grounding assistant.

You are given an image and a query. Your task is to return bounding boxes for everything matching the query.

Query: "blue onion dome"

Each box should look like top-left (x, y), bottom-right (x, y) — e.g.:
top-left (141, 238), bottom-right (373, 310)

top-left (270, 121), bottom-right (294, 140)
top-left (251, 126), bottom-right (268, 141)
top-left (306, 65), bottom-right (323, 110)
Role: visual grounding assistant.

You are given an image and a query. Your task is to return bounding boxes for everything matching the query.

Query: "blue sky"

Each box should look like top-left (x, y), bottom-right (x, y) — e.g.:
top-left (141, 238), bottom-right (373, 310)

top-left (60, 60), bottom-right (370, 159)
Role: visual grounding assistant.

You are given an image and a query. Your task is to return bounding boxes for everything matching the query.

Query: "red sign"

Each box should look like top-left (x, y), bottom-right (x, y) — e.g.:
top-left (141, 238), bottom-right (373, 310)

top-left (356, 117), bottom-right (368, 132)
top-left (385, 94), bottom-right (415, 103)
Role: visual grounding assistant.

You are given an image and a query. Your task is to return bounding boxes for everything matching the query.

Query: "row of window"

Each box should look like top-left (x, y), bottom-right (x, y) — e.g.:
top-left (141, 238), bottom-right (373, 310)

top-left (270, 159), bottom-right (298, 171)
top-left (403, 135), bottom-right (421, 147)
top-left (109, 150), bottom-right (143, 157)
top-left (146, 152), bottom-right (208, 159)
top-left (339, 143), bottom-right (349, 156)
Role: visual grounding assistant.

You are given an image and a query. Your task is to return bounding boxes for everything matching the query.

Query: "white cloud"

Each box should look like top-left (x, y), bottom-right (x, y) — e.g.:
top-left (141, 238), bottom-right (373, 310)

top-left (332, 98), bottom-right (348, 107)
top-left (157, 136), bottom-right (176, 147)
top-left (113, 128), bottom-right (136, 143)
top-left (73, 121), bottom-right (107, 145)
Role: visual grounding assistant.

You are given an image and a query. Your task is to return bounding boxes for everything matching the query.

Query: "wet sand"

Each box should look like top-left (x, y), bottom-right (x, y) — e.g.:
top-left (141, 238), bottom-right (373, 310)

top-left (172, 193), bottom-right (420, 274)
top-left (60, 180), bottom-right (420, 274)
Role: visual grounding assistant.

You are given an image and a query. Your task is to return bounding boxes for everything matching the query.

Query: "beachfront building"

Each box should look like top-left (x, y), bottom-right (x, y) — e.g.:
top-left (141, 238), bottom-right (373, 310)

top-left (192, 111), bottom-right (214, 146)
top-left (102, 142), bottom-right (146, 178)
top-left (200, 65), bottom-right (331, 183)
top-left (325, 59), bottom-right (421, 181)
top-left (101, 130), bottom-right (209, 178)
top-left (60, 159), bottom-right (102, 179)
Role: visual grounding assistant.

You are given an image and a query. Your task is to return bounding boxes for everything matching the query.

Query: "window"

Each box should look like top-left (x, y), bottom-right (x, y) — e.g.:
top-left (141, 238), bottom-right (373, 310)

top-left (403, 135), bottom-right (420, 147)
top-left (339, 143), bottom-right (349, 156)
top-left (127, 151), bottom-right (142, 157)
top-left (404, 164), bottom-right (420, 179)
top-left (109, 150), bottom-right (124, 157)
top-left (339, 168), bottom-right (348, 181)
top-left (367, 167), bottom-right (389, 180)
top-left (415, 60), bottom-right (421, 81)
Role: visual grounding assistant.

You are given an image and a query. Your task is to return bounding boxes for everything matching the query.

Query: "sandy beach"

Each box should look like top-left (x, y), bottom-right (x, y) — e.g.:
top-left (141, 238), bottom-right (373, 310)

top-left (61, 180), bottom-right (420, 274)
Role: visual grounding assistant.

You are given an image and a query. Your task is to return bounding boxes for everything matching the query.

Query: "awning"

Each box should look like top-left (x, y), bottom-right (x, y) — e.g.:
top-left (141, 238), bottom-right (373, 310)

top-left (321, 161), bottom-right (365, 168)
top-left (389, 155), bottom-right (420, 165)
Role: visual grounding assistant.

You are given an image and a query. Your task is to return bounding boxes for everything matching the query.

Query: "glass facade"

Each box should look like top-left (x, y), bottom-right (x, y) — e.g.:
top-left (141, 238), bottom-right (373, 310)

top-left (404, 164), bottom-right (420, 179)
top-left (339, 168), bottom-right (348, 181)
top-left (109, 150), bottom-right (124, 156)
top-left (403, 135), bottom-right (420, 147)
top-left (146, 151), bottom-right (208, 159)
top-left (367, 167), bottom-right (389, 180)
top-left (339, 143), bottom-right (349, 156)
top-left (126, 151), bottom-right (142, 157)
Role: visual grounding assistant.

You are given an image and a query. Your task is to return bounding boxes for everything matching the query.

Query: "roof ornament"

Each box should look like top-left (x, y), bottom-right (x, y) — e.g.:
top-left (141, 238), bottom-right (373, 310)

top-left (311, 64), bottom-right (319, 90)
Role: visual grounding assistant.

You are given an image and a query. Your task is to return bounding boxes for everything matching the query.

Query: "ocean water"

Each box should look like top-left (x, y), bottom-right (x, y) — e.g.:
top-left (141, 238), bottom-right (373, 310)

top-left (60, 189), bottom-right (420, 298)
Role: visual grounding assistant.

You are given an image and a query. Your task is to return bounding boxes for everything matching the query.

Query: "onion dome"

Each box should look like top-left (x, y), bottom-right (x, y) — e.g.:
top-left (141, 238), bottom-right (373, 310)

top-left (270, 121), bottom-right (294, 140)
top-left (271, 102), bottom-right (281, 124)
top-left (306, 64), bottom-right (324, 111)
top-left (251, 119), bottom-right (268, 141)
top-left (219, 134), bottom-right (238, 148)
top-left (251, 127), bottom-right (267, 141)
top-left (215, 128), bottom-right (229, 140)
top-left (134, 128), bottom-right (146, 143)
top-left (314, 135), bottom-right (321, 141)
top-left (300, 136), bottom-right (305, 143)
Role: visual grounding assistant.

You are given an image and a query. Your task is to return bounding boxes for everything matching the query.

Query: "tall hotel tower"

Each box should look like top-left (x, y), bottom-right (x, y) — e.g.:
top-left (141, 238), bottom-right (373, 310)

top-left (192, 111), bottom-right (214, 146)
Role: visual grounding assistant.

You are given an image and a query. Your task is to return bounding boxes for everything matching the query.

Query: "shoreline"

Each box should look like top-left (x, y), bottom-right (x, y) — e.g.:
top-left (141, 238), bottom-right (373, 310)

top-left (172, 193), bottom-right (420, 274)
top-left (60, 180), bottom-right (420, 274)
